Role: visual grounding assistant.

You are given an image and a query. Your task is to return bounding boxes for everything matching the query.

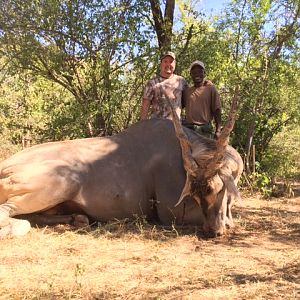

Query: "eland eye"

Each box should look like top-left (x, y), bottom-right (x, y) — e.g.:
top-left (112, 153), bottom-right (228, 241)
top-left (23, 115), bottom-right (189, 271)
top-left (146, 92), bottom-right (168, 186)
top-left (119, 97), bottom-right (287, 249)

top-left (205, 185), bottom-right (212, 196)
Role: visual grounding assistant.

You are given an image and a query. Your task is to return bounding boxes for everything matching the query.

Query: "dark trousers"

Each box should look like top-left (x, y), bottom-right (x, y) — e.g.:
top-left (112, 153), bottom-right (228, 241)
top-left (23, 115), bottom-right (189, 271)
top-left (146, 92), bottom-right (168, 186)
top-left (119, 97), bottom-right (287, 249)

top-left (184, 122), bottom-right (214, 139)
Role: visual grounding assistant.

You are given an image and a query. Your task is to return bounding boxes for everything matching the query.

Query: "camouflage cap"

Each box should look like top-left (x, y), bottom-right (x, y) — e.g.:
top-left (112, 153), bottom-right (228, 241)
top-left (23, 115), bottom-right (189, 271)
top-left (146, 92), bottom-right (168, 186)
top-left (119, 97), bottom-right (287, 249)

top-left (160, 51), bottom-right (176, 61)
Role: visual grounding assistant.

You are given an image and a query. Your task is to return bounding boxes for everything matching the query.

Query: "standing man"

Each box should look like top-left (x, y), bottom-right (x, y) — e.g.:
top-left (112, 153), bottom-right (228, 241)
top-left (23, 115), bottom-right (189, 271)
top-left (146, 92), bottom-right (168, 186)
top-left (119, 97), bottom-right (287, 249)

top-left (140, 51), bottom-right (188, 120)
top-left (183, 61), bottom-right (222, 139)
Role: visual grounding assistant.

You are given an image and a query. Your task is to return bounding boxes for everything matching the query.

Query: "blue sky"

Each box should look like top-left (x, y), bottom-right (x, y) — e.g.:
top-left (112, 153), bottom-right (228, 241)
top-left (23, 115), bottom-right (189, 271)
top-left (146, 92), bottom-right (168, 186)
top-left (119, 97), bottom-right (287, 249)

top-left (201, 0), bottom-right (230, 13)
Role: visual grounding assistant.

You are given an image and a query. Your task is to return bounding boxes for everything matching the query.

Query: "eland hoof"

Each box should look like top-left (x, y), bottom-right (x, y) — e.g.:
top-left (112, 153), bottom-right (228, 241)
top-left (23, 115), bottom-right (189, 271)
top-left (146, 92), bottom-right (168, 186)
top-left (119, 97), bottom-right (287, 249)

top-left (72, 214), bottom-right (90, 228)
top-left (225, 216), bottom-right (235, 229)
top-left (0, 218), bottom-right (31, 238)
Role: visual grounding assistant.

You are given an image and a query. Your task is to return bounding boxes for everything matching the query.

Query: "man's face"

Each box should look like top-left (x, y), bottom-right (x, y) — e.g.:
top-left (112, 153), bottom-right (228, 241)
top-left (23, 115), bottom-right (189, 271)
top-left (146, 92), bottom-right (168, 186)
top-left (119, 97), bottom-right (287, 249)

top-left (160, 56), bottom-right (176, 78)
top-left (190, 65), bottom-right (205, 85)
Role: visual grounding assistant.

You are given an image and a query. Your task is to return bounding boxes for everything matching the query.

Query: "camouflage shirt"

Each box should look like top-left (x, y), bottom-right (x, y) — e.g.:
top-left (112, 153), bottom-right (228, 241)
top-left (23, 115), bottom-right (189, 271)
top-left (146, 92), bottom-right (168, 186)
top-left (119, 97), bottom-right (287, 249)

top-left (143, 74), bottom-right (188, 120)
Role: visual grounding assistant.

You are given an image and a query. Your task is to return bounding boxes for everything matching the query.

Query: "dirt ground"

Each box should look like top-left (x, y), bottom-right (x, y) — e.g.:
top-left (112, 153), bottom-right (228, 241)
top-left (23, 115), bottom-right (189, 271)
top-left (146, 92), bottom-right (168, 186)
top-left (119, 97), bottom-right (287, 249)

top-left (0, 188), bottom-right (299, 300)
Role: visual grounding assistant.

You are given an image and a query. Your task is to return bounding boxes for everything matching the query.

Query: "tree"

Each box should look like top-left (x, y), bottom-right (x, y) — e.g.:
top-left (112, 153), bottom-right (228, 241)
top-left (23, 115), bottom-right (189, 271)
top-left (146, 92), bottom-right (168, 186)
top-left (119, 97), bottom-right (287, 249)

top-left (148, 0), bottom-right (175, 52)
top-left (186, 0), bottom-right (299, 165)
top-left (221, 0), bottom-right (300, 173)
top-left (174, 0), bottom-right (300, 180)
top-left (0, 0), bottom-right (153, 135)
top-left (0, 0), bottom-right (299, 183)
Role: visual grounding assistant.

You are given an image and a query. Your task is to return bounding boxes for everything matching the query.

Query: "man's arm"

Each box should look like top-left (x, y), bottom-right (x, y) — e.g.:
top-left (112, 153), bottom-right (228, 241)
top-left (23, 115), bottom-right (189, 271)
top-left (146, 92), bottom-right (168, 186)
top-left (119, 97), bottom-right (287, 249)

top-left (140, 98), bottom-right (151, 120)
top-left (210, 85), bottom-right (222, 139)
top-left (213, 108), bottom-right (222, 139)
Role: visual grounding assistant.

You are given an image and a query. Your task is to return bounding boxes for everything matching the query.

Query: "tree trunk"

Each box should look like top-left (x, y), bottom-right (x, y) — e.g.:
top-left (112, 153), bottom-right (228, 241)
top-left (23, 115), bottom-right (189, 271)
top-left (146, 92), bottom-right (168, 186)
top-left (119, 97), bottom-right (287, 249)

top-left (149, 0), bottom-right (175, 52)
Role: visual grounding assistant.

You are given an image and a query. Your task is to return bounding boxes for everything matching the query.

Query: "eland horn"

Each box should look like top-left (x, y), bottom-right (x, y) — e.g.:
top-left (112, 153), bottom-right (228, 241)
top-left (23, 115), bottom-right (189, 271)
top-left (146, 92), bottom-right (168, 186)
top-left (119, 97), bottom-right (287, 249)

top-left (164, 95), bottom-right (199, 178)
top-left (164, 93), bottom-right (200, 207)
top-left (203, 87), bottom-right (239, 179)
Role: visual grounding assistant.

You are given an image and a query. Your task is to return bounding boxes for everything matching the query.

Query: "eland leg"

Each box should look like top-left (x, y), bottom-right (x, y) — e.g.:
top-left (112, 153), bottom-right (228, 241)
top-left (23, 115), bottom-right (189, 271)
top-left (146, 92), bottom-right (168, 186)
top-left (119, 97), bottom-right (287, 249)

top-left (0, 204), bottom-right (31, 238)
top-left (0, 162), bottom-right (81, 238)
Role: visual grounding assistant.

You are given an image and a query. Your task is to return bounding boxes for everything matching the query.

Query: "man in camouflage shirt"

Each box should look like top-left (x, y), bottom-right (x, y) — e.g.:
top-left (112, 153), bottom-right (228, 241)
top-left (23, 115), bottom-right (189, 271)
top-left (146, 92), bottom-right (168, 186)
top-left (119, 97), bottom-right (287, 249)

top-left (140, 51), bottom-right (188, 120)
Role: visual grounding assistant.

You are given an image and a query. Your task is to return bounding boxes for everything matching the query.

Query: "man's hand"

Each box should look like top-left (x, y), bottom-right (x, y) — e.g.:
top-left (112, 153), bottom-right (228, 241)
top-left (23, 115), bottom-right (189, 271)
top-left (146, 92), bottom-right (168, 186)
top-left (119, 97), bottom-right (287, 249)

top-left (214, 130), bottom-right (221, 140)
top-left (140, 98), bottom-right (151, 120)
top-left (204, 80), bottom-right (213, 86)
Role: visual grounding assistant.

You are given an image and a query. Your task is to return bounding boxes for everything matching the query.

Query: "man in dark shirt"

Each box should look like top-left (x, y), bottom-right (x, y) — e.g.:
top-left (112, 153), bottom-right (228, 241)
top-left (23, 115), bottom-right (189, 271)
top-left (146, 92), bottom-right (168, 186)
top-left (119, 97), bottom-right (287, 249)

top-left (183, 61), bottom-right (222, 139)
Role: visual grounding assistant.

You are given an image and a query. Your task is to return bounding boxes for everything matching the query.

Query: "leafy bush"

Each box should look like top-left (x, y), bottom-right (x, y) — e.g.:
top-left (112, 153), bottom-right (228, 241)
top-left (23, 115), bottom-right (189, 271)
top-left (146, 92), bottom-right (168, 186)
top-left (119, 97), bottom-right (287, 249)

top-left (247, 172), bottom-right (272, 198)
top-left (260, 126), bottom-right (300, 180)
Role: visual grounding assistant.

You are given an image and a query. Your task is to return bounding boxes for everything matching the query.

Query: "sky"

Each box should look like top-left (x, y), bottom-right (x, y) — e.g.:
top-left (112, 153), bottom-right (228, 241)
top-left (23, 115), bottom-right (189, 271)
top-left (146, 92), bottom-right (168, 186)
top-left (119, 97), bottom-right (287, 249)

top-left (201, 0), bottom-right (230, 14)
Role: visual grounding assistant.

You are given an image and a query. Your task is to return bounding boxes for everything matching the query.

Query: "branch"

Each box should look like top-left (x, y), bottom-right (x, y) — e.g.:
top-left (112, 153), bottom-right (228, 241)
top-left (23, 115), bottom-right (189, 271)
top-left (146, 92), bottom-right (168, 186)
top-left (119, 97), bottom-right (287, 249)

top-left (149, 0), bottom-right (164, 49)
top-left (270, 4), bottom-right (300, 59)
top-left (178, 24), bottom-right (194, 59)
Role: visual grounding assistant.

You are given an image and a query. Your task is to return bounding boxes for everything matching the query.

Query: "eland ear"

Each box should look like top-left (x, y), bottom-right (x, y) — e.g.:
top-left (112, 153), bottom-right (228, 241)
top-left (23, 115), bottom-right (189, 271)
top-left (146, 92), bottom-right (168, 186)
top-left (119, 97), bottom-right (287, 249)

top-left (175, 175), bottom-right (192, 207)
top-left (219, 172), bottom-right (241, 204)
top-left (175, 175), bottom-right (201, 207)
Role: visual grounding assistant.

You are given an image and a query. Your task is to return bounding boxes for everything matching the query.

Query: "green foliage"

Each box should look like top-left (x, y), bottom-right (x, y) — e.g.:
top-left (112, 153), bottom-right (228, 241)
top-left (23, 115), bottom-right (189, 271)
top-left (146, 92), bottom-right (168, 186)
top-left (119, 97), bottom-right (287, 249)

top-left (0, 67), bottom-right (93, 148)
top-left (177, 0), bottom-right (300, 183)
top-left (248, 171), bottom-right (272, 198)
top-left (0, 0), bottom-right (155, 135)
top-left (260, 126), bottom-right (300, 180)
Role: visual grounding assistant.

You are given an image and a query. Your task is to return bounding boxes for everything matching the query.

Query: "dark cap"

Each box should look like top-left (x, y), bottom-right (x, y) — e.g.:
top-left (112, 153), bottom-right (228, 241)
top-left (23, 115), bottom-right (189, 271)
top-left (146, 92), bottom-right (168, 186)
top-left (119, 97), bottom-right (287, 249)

top-left (190, 60), bottom-right (205, 71)
top-left (160, 51), bottom-right (176, 61)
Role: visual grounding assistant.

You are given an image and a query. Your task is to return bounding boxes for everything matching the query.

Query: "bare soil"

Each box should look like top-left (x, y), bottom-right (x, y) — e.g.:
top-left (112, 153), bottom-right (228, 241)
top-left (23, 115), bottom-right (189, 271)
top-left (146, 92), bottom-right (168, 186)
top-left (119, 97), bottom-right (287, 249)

top-left (0, 190), bottom-right (299, 300)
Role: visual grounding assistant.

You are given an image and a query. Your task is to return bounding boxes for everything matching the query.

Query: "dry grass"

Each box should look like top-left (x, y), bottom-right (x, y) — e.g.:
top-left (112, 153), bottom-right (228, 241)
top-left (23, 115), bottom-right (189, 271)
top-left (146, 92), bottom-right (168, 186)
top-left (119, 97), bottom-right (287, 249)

top-left (0, 191), bottom-right (299, 299)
